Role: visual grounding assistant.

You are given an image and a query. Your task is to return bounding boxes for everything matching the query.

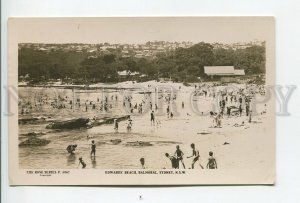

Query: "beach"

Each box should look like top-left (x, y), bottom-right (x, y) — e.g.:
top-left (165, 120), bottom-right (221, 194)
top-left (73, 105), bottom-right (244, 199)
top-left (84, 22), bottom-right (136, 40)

top-left (18, 80), bottom-right (273, 170)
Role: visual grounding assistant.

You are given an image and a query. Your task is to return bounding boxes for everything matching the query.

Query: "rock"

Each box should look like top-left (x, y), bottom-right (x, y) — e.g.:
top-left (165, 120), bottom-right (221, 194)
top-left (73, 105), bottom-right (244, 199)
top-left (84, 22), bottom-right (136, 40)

top-left (18, 116), bottom-right (38, 124)
top-left (19, 116), bottom-right (48, 124)
top-left (46, 118), bottom-right (90, 129)
top-left (20, 132), bottom-right (46, 137)
top-left (110, 139), bottom-right (122, 145)
top-left (96, 141), bottom-right (106, 145)
top-left (197, 131), bottom-right (211, 135)
top-left (126, 141), bottom-right (152, 147)
top-left (19, 136), bottom-right (50, 147)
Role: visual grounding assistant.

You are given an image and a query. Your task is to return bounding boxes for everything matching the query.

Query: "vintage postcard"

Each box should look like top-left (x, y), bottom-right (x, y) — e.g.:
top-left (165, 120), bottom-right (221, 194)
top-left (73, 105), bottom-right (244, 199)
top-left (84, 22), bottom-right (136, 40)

top-left (8, 17), bottom-right (275, 185)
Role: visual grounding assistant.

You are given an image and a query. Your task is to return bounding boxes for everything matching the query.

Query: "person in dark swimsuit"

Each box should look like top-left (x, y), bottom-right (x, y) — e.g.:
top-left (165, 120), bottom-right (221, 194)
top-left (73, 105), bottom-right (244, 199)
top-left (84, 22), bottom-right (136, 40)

top-left (66, 144), bottom-right (77, 154)
top-left (140, 157), bottom-right (146, 169)
top-left (150, 111), bottom-right (155, 125)
top-left (174, 145), bottom-right (185, 169)
top-left (90, 140), bottom-right (96, 156)
top-left (78, 157), bottom-right (86, 169)
top-left (165, 153), bottom-right (179, 169)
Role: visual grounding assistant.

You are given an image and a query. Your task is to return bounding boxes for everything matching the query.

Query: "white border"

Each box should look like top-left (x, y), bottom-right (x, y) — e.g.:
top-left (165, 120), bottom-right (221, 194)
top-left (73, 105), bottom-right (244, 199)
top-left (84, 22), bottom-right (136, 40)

top-left (2, 0), bottom-right (300, 202)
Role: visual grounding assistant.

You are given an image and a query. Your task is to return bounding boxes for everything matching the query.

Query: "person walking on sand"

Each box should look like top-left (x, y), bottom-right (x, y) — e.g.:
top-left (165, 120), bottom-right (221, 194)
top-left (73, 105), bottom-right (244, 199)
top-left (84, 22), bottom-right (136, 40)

top-left (174, 145), bottom-right (185, 169)
top-left (150, 111), bottom-right (155, 125)
top-left (90, 140), bottom-right (96, 156)
top-left (78, 157), bottom-right (86, 169)
top-left (207, 151), bottom-right (217, 169)
top-left (187, 143), bottom-right (204, 169)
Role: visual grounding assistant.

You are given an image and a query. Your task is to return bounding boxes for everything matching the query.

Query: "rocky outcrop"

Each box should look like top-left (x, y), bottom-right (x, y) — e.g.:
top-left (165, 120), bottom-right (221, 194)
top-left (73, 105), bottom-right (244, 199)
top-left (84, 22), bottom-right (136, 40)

top-left (46, 118), bottom-right (90, 129)
top-left (126, 141), bottom-right (153, 147)
top-left (19, 136), bottom-right (50, 147)
top-left (110, 139), bottom-right (122, 145)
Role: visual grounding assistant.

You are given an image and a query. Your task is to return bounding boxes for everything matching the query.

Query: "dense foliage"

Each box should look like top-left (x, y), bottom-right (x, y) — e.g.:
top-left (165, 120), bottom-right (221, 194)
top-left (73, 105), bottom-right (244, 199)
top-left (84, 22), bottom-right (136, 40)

top-left (19, 42), bottom-right (265, 84)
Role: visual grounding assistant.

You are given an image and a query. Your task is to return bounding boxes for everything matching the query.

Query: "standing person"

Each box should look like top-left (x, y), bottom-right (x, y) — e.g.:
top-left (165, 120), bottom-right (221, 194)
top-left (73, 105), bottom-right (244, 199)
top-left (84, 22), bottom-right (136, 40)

top-left (216, 114), bottom-right (222, 128)
top-left (174, 145), bottom-right (185, 169)
top-left (187, 143), bottom-right (204, 169)
top-left (207, 151), bottom-right (217, 169)
top-left (246, 103), bottom-right (250, 116)
top-left (239, 104), bottom-right (243, 116)
top-left (165, 153), bottom-right (179, 169)
top-left (114, 119), bottom-right (119, 132)
top-left (127, 118), bottom-right (133, 132)
top-left (90, 140), bottom-right (96, 157)
top-left (227, 107), bottom-right (231, 117)
top-left (150, 111), bottom-right (155, 125)
top-left (249, 111), bottom-right (252, 123)
top-left (78, 157), bottom-right (86, 169)
top-left (140, 157), bottom-right (146, 169)
top-left (182, 101), bottom-right (184, 109)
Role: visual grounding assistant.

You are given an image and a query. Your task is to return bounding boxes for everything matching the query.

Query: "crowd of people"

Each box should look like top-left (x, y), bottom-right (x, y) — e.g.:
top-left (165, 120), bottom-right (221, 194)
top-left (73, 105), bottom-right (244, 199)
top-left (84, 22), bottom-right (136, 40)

top-left (19, 82), bottom-right (267, 169)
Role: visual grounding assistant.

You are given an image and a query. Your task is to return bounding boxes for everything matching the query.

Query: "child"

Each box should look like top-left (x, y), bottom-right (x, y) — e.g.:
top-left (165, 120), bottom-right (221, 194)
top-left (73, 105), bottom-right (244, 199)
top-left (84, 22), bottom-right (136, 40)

top-left (90, 140), bottom-right (96, 156)
top-left (78, 157), bottom-right (86, 169)
top-left (66, 144), bottom-right (77, 154)
top-left (174, 145), bottom-right (185, 169)
top-left (165, 153), bottom-right (179, 169)
top-left (187, 143), bottom-right (204, 169)
top-left (207, 151), bottom-right (217, 169)
top-left (140, 157), bottom-right (146, 169)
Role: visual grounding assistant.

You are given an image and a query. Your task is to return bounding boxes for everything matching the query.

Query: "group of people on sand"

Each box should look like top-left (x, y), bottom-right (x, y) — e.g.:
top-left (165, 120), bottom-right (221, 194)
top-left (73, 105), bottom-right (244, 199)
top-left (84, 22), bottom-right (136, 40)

top-left (66, 139), bottom-right (96, 169)
top-left (140, 144), bottom-right (217, 170)
top-left (166, 144), bottom-right (217, 169)
top-left (206, 86), bottom-right (259, 128)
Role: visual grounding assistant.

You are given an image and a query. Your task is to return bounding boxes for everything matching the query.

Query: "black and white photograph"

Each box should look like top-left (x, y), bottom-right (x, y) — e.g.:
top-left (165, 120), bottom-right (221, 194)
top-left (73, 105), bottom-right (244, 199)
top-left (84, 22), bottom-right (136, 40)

top-left (8, 17), bottom-right (275, 185)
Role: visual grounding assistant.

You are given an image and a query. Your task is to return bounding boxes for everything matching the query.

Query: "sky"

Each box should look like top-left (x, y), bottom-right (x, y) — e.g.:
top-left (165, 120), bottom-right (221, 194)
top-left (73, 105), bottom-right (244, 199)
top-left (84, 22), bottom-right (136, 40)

top-left (10, 17), bottom-right (274, 44)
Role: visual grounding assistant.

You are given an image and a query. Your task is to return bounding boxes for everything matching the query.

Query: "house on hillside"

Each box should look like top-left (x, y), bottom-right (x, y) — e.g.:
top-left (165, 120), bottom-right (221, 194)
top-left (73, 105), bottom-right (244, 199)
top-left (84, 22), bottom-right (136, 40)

top-left (117, 70), bottom-right (140, 81)
top-left (204, 66), bottom-right (245, 82)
